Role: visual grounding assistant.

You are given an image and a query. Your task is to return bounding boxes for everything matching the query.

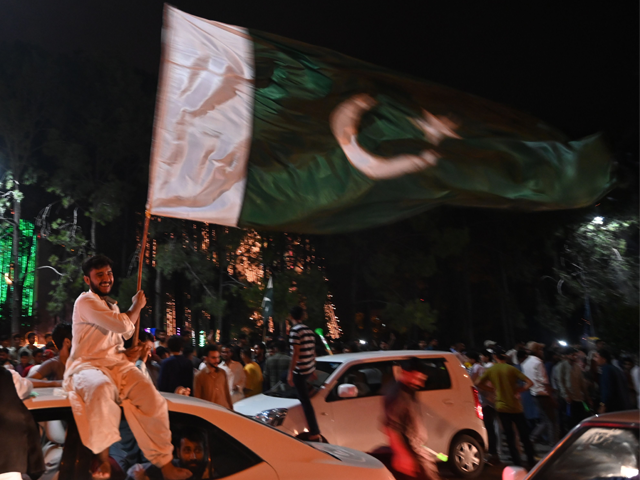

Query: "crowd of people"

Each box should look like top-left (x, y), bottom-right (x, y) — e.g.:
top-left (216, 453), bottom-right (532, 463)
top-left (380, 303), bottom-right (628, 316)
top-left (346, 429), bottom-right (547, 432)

top-left (467, 338), bottom-right (639, 469)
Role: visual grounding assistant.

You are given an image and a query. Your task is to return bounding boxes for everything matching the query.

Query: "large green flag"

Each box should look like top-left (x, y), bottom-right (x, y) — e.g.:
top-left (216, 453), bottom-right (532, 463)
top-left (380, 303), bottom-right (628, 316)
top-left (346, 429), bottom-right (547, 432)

top-left (147, 6), bottom-right (614, 234)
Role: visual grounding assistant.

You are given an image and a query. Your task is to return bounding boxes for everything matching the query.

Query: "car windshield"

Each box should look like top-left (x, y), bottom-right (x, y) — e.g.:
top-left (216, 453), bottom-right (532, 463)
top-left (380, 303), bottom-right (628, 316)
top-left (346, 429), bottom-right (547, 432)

top-left (533, 425), bottom-right (639, 480)
top-left (263, 360), bottom-right (342, 398)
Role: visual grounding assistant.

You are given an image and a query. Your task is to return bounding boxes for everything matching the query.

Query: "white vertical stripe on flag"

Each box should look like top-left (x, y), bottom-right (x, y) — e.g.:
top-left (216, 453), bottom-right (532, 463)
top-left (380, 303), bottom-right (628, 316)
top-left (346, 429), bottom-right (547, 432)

top-left (147, 6), bottom-right (254, 227)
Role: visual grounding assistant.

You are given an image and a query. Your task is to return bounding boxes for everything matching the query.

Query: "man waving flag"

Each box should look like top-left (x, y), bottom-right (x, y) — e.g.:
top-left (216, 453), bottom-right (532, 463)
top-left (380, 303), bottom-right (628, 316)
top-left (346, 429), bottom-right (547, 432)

top-left (147, 6), bottom-right (613, 234)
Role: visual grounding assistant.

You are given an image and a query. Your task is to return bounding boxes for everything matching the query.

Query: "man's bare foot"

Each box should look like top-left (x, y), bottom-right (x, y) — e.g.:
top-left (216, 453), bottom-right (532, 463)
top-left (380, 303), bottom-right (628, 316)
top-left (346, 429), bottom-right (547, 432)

top-left (161, 461), bottom-right (192, 480)
top-left (91, 449), bottom-right (111, 479)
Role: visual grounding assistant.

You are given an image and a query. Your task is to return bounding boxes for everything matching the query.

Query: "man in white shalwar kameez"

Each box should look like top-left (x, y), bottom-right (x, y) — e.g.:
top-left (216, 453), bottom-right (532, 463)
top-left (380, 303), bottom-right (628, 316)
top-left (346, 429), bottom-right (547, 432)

top-left (63, 255), bottom-right (191, 480)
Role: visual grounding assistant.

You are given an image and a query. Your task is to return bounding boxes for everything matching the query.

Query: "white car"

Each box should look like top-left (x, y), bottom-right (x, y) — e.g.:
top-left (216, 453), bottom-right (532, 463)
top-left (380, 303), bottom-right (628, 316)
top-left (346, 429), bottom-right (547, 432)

top-left (235, 350), bottom-right (488, 478)
top-left (24, 387), bottom-right (394, 480)
top-left (503, 410), bottom-right (639, 480)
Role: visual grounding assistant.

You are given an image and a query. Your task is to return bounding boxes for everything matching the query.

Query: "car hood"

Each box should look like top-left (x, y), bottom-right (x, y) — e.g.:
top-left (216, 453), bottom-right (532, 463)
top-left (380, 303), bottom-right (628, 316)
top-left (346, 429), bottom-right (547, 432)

top-left (309, 443), bottom-right (387, 469)
top-left (234, 393), bottom-right (301, 416)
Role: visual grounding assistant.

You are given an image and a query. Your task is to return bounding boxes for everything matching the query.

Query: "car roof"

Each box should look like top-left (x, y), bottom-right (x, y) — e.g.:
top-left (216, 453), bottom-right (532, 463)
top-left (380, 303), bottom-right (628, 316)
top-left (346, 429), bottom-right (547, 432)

top-left (583, 410), bottom-right (640, 426)
top-left (316, 350), bottom-right (457, 363)
top-left (25, 387), bottom-right (231, 414)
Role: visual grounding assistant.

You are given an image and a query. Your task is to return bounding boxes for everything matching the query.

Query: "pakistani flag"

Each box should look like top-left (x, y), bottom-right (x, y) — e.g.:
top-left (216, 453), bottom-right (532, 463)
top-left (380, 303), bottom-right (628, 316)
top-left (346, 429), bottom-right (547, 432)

top-left (147, 6), bottom-right (614, 234)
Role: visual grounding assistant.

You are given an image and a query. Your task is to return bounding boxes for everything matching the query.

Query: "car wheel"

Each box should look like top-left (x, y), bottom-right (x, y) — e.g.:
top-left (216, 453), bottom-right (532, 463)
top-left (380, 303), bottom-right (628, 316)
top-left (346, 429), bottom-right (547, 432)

top-left (448, 434), bottom-right (484, 478)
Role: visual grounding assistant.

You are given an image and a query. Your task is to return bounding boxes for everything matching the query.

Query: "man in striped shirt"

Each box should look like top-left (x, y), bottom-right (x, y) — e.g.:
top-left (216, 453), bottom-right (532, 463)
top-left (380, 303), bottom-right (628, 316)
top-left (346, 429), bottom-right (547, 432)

top-left (287, 306), bottom-right (321, 441)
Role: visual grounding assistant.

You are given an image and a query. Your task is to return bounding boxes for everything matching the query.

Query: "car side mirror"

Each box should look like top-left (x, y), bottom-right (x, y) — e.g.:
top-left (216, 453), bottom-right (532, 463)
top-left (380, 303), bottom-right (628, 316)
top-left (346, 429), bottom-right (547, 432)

top-left (502, 466), bottom-right (527, 480)
top-left (337, 383), bottom-right (358, 398)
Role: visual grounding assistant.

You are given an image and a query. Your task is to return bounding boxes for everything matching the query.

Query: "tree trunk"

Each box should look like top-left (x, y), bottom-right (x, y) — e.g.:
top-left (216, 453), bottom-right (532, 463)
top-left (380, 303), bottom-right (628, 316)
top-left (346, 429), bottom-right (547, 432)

top-left (10, 195), bottom-right (21, 334)
top-left (154, 267), bottom-right (163, 330)
top-left (90, 217), bottom-right (97, 255)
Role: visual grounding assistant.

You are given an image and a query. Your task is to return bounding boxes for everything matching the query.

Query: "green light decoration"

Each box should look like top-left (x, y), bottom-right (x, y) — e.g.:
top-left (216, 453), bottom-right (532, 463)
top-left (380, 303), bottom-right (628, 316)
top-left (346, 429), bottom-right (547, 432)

top-left (0, 219), bottom-right (37, 319)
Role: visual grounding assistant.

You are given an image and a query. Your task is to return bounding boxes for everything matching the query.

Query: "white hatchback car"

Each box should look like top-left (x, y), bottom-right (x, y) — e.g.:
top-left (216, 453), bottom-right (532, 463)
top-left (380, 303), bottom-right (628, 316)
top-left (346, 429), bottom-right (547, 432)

top-left (235, 351), bottom-right (488, 478)
top-left (24, 387), bottom-right (394, 480)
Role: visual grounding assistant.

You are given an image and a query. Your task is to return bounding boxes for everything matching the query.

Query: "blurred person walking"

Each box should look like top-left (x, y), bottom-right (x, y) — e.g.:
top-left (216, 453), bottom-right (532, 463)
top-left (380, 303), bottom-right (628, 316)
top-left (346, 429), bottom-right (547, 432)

top-left (241, 347), bottom-right (263, 398)
top-left (522, 342), bottom-right (558, 445)
top-left (383, 357), bottom-right (441, 480)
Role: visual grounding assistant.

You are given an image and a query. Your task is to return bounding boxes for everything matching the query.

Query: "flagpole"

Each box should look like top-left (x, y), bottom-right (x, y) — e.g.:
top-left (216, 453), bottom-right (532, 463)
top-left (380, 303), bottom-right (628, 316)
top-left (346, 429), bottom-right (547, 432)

top-left (133, 210), bottom-right (151, 347)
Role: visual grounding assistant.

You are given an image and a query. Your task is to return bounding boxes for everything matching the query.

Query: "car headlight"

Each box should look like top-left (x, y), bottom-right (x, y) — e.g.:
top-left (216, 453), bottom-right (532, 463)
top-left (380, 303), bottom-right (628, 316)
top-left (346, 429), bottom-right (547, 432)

top-left (254, 408), bottom-right (288, 426)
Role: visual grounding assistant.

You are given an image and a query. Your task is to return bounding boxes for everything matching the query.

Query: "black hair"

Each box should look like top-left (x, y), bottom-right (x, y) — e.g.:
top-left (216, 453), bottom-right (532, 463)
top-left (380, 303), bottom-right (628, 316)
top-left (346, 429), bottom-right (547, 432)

top-left (167, 335), bottom-right (184, 353)
top-left (203, 344), bottom-right (219, 355)
top-left (51, 323), bottom-right (72, 351)
top-left (238, 333), bottom-right (248, 340)
top-left (156, 346), bottom-right (169, 358)
top-left (516, 349), bottom-right (528, 362)
top-left (254, 342), bottom-right (266, 351)
top-left (0, 347), bottom-right (8, 354)
top-left (82, 254), bottom-right (114, 276)
top-left (597, 348), bottom-right (613, 363)
top-left (156, 329), bottom-right (166, 334)
top-left (240, 346), bottom-right (252, 359)
top-left (272, 340), bottom-right (287, 353)
top-left (44, 332), bottom-right (53, 338)
top-left (400, 357), bottom-right (429, 374)
top-left (467, 351), bottom-right (481, 362)
top-left (26, 331), bottom-right (36, 340)
top-left (32, 348), bottom-right (43, 356)
top-left (19, 350), bottom-right (31, 358)
top-left (290, 305), bottom-right (304, 320)
top-left (183, 344), bottom-right (195, 356)
top-left (12, 333), bottom-right (22, 340)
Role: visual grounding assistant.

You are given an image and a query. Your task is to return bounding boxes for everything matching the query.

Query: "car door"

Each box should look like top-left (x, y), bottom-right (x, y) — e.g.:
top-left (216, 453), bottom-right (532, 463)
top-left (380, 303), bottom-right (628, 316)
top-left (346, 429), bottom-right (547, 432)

top-left (327, 361), bottom-right (396, 452)
top-left (414, 357), bottom-right (456, 455)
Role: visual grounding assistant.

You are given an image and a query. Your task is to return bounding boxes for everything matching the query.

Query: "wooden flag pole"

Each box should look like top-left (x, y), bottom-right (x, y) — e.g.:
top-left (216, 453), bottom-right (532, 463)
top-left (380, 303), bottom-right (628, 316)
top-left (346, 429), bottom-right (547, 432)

top-left (133, 211), bottom-right (151, 347)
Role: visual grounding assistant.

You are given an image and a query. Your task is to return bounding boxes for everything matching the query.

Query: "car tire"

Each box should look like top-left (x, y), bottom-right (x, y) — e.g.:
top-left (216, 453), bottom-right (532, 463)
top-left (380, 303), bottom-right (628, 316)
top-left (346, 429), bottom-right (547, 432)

top-left (448, 434), bottom-right (484, 478)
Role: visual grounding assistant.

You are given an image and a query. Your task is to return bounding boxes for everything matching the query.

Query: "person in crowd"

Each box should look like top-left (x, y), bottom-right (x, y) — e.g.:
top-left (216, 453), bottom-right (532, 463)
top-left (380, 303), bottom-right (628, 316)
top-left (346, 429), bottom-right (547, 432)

top-left (63, 254), bottom-right (191, 480)
top-left (0, 366), bottom-right (46, 480)
top-left (595, 348), bottom-right (630, 413)
top-left (263, 340), bottom-right (291, 391)
top-left (417, 340), bottom-right (427, 350)
top-left (506, 341), bottom-right (526, 365)
top-left (380, 340), bottom-right (390, 351)
top-left (8, 333), bottom-right (23, 362)
top-left (20, 331), bottom-right (38, 356)
top-left (476, 345), bottom-right (536, 468)
top-left (194, 345), bottom-right (233, 409)
top-left (44, 332), bottom-right (57, 353)
top-left (383, 357), bottom-right (441, 480)
top-left (158, 335), bottom-right (194, 396)
top-left (0, 347), bottom-right (15, 367)
top-left (240, 347), bottom-right (263, 398)
top-left (522, 342), bottom-right (558, 445)
top-left (184, 344), bottom-right (201, 371)
top-left (450, 342), bottom-right (468, 365)
top-left (426, 338), bottom-right (439, 351)
top-left (253, 342), bottom-right (267, 372)
top-left (620, 356), bottom-right (638, 409)
top-left (127, 429), bottom-right (212, 480)
top-left (237, 333), bottom-right (249, 348)
top-left (220, 344), bottom-right (246, 404)
top-left (468, 352), bottom-right (498, 462)
top-left (516, 349), bottom-right (539, 432)
top-left (156, 346), bottom-right (170, 360)
top-left (154, 329), bottom-right (168, 349)
top-left (30, 323), bottom-right (73, 381)
top-left (22, 348), bottom-right (44, 377)
top-left (15, 350), bottom-right (32, 377)
top-left (287, 305), bottom-right (322, 442)
top-left (557, 347), bottom-right (591, 428)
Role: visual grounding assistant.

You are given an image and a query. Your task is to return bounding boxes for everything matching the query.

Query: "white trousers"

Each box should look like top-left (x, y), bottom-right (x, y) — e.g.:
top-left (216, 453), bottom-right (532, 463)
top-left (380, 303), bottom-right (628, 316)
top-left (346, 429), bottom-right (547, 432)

top-left (67, 363), bottom-right (173, 467)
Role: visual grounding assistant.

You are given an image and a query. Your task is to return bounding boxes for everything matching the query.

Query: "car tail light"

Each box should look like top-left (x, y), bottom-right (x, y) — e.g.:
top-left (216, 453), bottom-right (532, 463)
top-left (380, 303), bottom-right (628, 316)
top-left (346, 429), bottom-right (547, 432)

top-left (472, 387), bottom-right (483, 420)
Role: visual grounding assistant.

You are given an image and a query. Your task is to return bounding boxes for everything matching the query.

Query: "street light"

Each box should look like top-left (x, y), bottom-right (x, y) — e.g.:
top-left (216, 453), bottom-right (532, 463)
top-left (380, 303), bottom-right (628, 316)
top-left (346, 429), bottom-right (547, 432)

top-left (592, 216), bottom-right (604, 225)
top-left (558, 340), bottom-right (567, 347)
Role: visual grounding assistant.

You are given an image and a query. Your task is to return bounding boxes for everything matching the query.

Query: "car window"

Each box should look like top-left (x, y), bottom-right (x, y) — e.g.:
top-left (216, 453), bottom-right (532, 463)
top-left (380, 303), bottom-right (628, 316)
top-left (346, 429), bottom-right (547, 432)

top-left (263, 360), bottom-right (341, 399)
top-left (328, 361), bottom-right (396, 402)
top-left (417, 358), bottom-right (452, 391)
top-left (533, 426), bottom-right (639, 480)
top-left (31, 407), bottom-right (263, 479)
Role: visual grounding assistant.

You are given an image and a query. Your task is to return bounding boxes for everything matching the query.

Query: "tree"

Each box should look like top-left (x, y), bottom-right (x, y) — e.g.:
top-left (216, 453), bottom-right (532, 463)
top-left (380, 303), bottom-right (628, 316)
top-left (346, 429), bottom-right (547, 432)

top-left (0, 44), bottom-right (58, 332)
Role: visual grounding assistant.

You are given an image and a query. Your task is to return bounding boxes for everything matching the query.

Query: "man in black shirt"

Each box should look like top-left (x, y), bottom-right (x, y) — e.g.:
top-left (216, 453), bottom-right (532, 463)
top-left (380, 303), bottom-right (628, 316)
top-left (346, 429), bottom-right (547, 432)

top-left (158, 335), bottom-right (193, 396)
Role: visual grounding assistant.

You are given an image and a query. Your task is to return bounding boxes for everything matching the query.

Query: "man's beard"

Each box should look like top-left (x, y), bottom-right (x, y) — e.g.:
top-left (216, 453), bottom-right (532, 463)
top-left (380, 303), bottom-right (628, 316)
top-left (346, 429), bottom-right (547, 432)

top-left (180, 460), bottom-right (207, 479)
top-left (89, 279), bottom-right (112, 296)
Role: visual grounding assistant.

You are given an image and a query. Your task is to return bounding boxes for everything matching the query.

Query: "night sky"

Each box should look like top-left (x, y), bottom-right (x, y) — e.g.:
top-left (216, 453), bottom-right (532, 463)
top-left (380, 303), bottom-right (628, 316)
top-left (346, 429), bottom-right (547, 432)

top-left (1, 1), bottom-right (637, 143)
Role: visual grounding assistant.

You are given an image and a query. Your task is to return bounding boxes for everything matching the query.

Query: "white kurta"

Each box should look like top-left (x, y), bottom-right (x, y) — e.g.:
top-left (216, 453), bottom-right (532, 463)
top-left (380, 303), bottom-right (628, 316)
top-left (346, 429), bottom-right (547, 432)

top-left (220, 360), bottom-right (246, 404)
top-left (63, 291), bottom-right (173, 467)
